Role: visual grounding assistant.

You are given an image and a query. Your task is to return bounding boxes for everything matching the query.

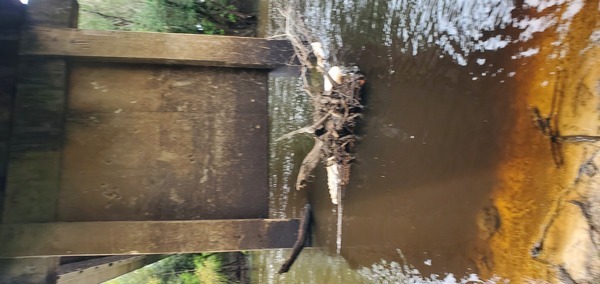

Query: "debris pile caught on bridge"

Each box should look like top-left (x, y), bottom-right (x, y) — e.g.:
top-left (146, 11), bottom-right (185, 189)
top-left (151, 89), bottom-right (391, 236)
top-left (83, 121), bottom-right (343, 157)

top-left (273, 4), bottom-right (366, 205)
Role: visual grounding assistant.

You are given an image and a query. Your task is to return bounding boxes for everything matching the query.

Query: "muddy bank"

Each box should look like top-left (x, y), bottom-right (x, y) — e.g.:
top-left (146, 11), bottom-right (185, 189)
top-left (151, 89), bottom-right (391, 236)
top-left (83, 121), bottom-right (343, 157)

top-left (481, 1), bottom-right (600, 281)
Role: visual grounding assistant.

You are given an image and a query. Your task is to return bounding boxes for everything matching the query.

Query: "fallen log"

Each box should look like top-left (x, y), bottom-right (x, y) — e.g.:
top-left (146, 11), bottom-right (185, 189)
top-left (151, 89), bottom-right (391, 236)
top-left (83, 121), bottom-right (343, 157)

top-left (278, 204), bottom-right (312, 274)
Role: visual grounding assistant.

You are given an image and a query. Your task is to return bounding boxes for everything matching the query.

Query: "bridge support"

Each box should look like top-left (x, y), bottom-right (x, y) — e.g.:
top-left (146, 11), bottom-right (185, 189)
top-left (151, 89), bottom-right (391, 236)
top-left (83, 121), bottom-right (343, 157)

top-left (1, 0), bottom-right (298, 283)
top-left (56, 256), bottom-right (164, 284)
top-left (0, 219), bottom-right (299, 257)
top-left (21, 27), bottom-right (293, 69)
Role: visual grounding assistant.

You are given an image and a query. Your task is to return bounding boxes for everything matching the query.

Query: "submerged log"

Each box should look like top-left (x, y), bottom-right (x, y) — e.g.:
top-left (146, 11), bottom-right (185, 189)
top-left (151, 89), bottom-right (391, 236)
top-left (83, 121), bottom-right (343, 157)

top-left (278, 204), bottom-right (312, 274)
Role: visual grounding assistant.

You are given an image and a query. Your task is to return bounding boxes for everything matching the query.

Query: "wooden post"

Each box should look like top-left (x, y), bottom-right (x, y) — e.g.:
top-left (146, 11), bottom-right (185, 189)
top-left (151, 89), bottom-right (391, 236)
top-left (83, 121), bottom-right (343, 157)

top-left (0, 219), bottom-right (300, 257)
top-left (21, 27), bottom-right (295, 68)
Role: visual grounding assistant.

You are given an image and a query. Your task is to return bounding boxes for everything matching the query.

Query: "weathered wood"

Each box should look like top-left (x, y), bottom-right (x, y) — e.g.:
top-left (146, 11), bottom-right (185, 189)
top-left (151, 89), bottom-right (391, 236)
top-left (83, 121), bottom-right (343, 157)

top-left (58, 63), bottom-right (269, 221)
top-left (21, 27), bottom-right (294, 69)
top-left (278, 204), bottom-right (312, 274)
top-left (0, 0), bottom-right (26, 231)
top-left (0, 258), bottom-right (59, 284)
top-left (57, 256), bottom-right (164, 284)
top-left (2, 59), bottom-right (67, 224)
top-left (25, 0), bottom-right (78, 28)
top-left (0, 219), bottom-right (300, 257)
top-left (2, 2), bottom-right (75, 284)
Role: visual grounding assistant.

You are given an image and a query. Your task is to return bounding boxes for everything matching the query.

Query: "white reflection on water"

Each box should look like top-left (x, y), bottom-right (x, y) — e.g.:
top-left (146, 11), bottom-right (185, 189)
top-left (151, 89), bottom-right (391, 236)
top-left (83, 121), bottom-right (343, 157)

top-left (268, 76), bottom-right (311, 218)
top-left (302, 0), bottom-right (591, 67)
top-left (358, 250), bottom-right (502, 283)
top-left (251, 249), bottom-right (502, 283)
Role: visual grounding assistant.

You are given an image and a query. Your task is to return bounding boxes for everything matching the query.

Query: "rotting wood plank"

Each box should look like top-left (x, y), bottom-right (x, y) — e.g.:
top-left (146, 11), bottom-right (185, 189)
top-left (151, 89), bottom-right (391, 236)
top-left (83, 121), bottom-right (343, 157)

top-left (0, 219), bottom-right (300, 258)
top-left (20, 27), bottom-right (295, 69)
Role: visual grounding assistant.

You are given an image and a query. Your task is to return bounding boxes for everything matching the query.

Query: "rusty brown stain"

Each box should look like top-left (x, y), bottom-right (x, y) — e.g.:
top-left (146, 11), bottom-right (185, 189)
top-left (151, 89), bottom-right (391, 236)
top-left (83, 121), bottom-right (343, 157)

top-left (477, 2), bottom-right (600, 281)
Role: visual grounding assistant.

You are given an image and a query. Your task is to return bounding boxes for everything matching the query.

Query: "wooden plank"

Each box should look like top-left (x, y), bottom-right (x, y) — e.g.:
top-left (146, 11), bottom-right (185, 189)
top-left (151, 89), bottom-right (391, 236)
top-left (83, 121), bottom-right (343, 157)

top-left (0, 258), bottom-right (59, 284)
top-left (57, 63), bottom-right (269, 221)
top-left (3, 155), bottom-right (61, 223)
top-left (21, 27), bottom-right (295, 69)
top-left (57, 256), bottom-right (164, 284)
top-left (0, 219), bottom-right (300, 257)
top-left (26, 0), bottom-right (78, 28)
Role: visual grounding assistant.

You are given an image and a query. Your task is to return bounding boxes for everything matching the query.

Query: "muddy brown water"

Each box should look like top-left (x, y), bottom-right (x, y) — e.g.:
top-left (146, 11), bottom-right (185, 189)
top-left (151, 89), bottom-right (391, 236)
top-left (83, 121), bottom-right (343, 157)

top-left (253, 0), bottom-right (599, 282)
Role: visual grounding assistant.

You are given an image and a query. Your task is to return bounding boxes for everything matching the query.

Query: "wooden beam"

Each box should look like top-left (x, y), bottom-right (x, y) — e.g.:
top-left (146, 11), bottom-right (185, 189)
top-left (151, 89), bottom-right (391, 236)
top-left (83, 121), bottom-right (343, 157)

top-left (0, 258), bottom-right (59, 284)
top-left (0, 219), bottom-right (300, 258)
top-left (20, 27), bottom-right (295, 69)
top-left (57, 256), bottom-right (164, 284)
top-left (26, 0), bottom-right (78, 28)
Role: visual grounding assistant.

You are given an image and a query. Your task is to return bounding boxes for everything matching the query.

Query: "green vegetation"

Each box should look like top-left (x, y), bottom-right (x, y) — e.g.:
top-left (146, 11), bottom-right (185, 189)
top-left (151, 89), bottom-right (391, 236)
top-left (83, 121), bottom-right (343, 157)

top-left (106, 254), bottom-right (231, 284)
top-left (78, 0), bottom-right (254, 34)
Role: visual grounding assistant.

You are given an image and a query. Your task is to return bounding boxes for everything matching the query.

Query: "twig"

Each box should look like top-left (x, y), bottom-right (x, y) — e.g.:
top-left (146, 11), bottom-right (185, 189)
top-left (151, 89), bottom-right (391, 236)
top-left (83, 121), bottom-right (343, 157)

top-left (558, 265), bottom-right (578, 284)
top-left (296, 138), bottom-right (324, 190)
top-left (568, 199), bottom-right (600, 250)
top-left (561, 135), bottom-right (600, 142)
top-left (336, 187), bottom-right (343, 254)
top-left (278, 204), bottom-right (312, 274)
top-left (531, 185), bottom-right (572, 259)
top-left (276, 113), bottom-right (331, 141)
top-left (574, 149), bottom-right (599, 184)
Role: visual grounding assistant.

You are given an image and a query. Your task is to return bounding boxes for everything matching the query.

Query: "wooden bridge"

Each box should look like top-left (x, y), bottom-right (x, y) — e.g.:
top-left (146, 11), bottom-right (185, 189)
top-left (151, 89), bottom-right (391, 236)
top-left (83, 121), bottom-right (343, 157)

top-left (0, 0), bottom-right (299, 282)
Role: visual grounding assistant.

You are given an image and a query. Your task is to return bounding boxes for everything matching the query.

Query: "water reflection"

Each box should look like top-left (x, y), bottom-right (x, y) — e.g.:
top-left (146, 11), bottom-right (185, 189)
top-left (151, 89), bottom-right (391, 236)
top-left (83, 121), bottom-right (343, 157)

top-left (268, 76), bottom-right (312, 219)
top-left (250, 249), bottom-right (498, 283)
top-left (302, 0), bottom-right (594, 68)
top-left (261, 0), bottom-right (599, 282)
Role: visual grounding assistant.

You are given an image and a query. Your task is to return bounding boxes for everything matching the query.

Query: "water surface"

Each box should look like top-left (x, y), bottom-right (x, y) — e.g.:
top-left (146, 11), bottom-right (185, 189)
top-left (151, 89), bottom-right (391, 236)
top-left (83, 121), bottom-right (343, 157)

top-left (254, 0), bottom-right (600, 282)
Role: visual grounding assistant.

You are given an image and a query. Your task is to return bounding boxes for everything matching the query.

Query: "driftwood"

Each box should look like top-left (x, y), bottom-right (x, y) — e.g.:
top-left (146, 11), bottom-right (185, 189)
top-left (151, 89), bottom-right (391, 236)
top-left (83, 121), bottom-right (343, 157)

top-left (278, 69), bottom-right (365, 203)
top-left (278, 204), bottom-right (312, 274)
top-left (295, 138), bottom-right (323, 190)
top-left (272, 1), bottom-right (365, 256)
top-left (274, 3), bottom-right (366, 205)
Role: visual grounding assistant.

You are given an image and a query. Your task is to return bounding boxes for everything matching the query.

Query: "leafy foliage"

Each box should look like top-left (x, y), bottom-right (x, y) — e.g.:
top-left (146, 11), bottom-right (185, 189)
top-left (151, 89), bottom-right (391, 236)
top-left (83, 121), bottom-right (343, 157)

top-left (78, 0), bottom-right (250, 35)
top-left (78, 0), bottom-right (198, 33)
top-left (106, 254), bottom-right (230, 284)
